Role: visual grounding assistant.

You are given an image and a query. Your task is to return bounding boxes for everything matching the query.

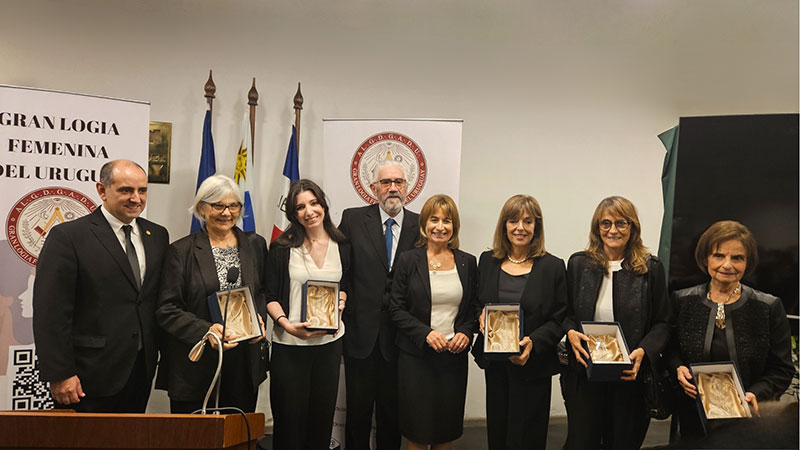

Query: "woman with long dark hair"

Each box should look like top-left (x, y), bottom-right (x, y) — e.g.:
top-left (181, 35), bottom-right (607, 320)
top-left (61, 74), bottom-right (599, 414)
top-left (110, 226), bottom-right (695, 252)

top-left (265, 179), bottom-right (349, 449)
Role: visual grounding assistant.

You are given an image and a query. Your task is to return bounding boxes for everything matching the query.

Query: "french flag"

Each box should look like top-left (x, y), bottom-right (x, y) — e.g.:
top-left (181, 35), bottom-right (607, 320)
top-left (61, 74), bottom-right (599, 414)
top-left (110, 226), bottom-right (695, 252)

top-left (271, 125), bottom-right (299, 242)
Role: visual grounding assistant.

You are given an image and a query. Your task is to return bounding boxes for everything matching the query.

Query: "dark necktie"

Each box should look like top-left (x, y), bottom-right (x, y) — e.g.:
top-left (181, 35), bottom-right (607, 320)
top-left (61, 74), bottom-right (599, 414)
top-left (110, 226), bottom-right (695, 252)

top-left (385, 218), bottom-right (395, 269)
top-left (122, 225), bottom-right (142, 288)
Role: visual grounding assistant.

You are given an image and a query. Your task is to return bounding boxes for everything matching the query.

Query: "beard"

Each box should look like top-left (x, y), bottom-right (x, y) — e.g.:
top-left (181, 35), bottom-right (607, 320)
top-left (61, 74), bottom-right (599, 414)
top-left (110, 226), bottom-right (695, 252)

top-left (380, 196), bottom-right (404, 215)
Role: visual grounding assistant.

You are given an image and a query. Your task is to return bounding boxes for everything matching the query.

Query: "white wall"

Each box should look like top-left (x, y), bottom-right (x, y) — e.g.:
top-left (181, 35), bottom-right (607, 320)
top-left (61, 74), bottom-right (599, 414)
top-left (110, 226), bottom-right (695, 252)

top-left (2, 0), bottom-right (797, 421)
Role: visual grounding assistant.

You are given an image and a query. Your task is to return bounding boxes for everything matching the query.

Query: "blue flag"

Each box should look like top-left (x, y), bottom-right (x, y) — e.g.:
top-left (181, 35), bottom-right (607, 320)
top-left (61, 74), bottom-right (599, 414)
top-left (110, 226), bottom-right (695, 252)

top-left (191, 110), bottom-right (216, 233)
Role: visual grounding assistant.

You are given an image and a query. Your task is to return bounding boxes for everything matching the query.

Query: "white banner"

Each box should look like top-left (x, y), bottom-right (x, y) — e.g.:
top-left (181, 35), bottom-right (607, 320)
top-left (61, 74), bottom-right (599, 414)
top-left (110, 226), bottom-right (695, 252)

top-left (322, 119), bottom-right (463, 224)
top-left (0, 85), bottom-right (149, 409)
top-left (323, 119), bottom-right (462, 447)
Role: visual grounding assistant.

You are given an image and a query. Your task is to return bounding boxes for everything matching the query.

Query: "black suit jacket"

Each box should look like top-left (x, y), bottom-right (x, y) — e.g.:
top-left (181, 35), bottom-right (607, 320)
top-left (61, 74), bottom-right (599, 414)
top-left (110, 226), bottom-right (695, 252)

top-left (563, 252), bottom-right (671, 371)
top-left (388, 247), bottom-right (478, 357)
top-left (472, 251), bottom-right (568, 378)
top-left (155, 227), bottom-right (268, 401)
top-left (33, 208), bottom-right (169, 397)
top-left (339, 204), bottom-right (419, 360)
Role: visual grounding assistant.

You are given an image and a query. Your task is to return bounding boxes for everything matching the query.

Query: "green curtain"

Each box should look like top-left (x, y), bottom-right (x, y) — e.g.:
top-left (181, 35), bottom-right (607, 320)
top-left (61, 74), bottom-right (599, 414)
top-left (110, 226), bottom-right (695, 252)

top-left (657, 125), bottom-right (680, 278)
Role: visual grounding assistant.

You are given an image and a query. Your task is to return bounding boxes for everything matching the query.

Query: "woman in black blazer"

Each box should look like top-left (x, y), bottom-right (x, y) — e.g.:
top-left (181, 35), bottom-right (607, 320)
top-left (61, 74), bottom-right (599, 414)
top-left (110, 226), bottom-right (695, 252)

top-left (265, 179), bottom-right (349, 450)
top-left (471, 194), bottom-right (567, 450)
top-left (562, 196), bottom-right (671, 450)
top-left (669, 221), bottom-right (793, 441)
top-left (389, 194), bottom-right (478, 449)
top-left (156, 175), bottom-right (268, 414)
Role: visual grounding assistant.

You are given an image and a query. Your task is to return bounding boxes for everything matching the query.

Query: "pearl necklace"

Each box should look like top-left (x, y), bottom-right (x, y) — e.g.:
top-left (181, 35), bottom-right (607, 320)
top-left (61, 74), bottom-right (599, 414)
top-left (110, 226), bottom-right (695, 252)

top-left (707, 282), bottom-right (740, 329)
top-left (507, 255), bottom-right (528, 264)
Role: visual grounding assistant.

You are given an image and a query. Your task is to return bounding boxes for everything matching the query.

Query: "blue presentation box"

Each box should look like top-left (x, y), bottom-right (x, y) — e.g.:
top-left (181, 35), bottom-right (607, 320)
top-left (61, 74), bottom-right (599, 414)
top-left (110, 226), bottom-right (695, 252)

top-left (580, 321), bottom-right (632, 382)
top-left (483, 303), bottom-right (523, 360)
top-left (301, 280), bottom-right (340, 334)
top-left (689, 361), bottom-right (751, 435)
top-left (207, 285), bottom-right (262, 343)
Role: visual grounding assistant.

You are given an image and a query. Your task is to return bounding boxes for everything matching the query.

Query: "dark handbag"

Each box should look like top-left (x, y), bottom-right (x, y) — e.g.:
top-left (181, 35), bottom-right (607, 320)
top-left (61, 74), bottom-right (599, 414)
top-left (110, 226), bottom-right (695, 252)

top-left (641, 353), bottom-right (676, 420)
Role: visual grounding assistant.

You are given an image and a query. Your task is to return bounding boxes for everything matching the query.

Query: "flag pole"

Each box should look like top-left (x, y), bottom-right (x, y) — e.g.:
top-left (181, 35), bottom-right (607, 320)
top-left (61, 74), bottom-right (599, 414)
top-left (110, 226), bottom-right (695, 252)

top-left (293, 82), bottom-right (303, 155)
top-left (248, 78), bottom-right (259, 163)
top-left (204, 70), bottom-right (216, 114)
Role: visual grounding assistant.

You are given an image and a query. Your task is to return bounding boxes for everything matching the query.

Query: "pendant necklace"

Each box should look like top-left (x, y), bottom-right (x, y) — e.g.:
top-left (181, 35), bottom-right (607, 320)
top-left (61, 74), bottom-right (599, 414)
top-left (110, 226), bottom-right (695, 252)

top-left (708, 282), bottom-right (740, 329)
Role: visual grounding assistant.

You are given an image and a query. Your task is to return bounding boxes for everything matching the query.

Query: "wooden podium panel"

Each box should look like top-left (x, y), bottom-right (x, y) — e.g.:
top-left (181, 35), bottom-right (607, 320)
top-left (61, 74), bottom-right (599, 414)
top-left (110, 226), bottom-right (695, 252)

top-left (0, 411), bottom-right (265, 450)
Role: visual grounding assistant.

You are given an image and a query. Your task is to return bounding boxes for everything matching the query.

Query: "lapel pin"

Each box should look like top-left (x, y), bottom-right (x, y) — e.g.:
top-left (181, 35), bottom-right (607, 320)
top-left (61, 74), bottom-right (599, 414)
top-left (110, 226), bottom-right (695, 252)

top-left (146, 230), bottom-right (151, 236)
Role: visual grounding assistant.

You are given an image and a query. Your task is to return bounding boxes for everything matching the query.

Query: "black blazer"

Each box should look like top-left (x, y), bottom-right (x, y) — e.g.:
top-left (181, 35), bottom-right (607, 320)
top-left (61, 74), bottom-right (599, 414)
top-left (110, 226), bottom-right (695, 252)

top-left (265, 240), bottom-right (350, 323)
top-left (563, 252), bottom-right (671, 371)
top-left (33, 208), bottom-right (169, 397)
top-left (339, 204), bottom-right (419, 360)
top-left (668, 284), bottom-right (793, 401)
top-left (389, 247), bottom-right (478, 357)
top-left (472, 251), bottom-right (568, 378)
top-left (155, 227), bottom-right (268, 401)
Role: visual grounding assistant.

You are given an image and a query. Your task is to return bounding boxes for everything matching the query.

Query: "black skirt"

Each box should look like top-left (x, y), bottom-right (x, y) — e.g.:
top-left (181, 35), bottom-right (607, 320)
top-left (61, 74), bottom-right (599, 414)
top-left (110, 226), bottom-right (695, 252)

top-left (397, 348), bottom-right (468, 444)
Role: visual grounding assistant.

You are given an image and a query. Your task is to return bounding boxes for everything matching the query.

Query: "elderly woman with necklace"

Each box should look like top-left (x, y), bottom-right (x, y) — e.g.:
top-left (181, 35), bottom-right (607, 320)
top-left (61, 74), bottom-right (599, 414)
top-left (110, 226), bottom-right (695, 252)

top-left (669, 220), bottom-right (793, 439)
top-left (471, 194), bottom-right (567, 450)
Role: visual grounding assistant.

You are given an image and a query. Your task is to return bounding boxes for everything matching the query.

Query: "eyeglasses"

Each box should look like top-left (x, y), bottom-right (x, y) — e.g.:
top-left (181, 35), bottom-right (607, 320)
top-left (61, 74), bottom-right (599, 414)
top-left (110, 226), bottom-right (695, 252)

top-left (377, 178), bottom-right (407, 188)
top-left (599, 220), bottom-right (631, 231)
top-left (206, 202), bottom-right (242, 213)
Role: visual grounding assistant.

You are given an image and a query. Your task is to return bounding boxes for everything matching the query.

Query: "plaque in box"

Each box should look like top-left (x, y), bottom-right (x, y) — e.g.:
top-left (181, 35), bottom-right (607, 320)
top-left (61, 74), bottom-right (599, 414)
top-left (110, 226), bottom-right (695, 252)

top-left (579, 321), bottom-right (633, 381)
top-left (483, 303), bottom-right (523, 360)
top-left (689, 361), bottom-right (751, 433)
top-left (301, 280), bottom-right (340, 334)
top-left (207, 286), bottom-right (262, 343)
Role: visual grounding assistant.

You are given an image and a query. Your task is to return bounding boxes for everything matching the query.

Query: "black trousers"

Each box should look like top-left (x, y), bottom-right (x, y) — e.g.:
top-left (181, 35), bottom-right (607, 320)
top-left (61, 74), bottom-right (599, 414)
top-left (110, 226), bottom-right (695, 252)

top-left (270, 340), bottom-right (342, 450)
top-left (169, 345), bottom-right (258, 414)
top-left (344, 344), bottom-right (401, 450)
top-left (55, 349), bottom-right (150, 413)
top-left (563, 369), bottom-right (650, 450)
top-left (484, 362), bottom-right (552, 450)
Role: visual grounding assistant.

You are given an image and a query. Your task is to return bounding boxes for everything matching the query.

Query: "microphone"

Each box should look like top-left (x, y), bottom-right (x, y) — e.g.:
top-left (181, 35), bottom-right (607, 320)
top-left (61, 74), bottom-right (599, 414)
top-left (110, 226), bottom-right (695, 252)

top-left (214, 266), bottom-right (240, 412)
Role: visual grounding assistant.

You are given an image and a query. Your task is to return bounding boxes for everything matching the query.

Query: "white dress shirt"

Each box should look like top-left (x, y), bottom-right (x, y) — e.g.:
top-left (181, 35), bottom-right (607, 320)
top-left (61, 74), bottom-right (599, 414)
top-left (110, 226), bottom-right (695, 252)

top-left (379, 207), bottom-right (404, 269)
top-left (100, 206), bottom-right (146, 280)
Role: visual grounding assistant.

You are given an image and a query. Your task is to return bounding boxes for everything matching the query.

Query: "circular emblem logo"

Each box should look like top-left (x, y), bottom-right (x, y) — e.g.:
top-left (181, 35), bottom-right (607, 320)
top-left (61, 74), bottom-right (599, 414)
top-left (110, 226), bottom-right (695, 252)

top-left (350, 132), bottom-right (427, 205)
top-left (7, 187), bottom-right (97, 266)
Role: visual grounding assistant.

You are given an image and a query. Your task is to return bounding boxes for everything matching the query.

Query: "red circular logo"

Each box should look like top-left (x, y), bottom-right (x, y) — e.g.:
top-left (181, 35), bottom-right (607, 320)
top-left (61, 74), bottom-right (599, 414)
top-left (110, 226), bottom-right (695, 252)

top-left (7, 187), bottom-right (97, 266)
top-left (350, 132), bottom-right (427, 205)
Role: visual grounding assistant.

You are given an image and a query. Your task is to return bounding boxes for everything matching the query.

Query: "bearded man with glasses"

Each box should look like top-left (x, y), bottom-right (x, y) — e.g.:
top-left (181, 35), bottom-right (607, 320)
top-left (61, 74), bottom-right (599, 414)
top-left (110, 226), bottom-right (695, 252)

top-left (338, 161), bottom-right (420, 450)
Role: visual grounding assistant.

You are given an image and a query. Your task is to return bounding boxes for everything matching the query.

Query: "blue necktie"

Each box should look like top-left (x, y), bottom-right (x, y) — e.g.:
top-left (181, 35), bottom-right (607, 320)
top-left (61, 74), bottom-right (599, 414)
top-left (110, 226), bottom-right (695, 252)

top-left (385, 218), bottom-right (395, 269)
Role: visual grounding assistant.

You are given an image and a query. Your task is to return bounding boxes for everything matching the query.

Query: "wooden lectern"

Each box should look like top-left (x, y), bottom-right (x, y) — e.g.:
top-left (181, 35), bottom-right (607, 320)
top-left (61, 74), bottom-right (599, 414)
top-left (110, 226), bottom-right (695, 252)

top-left (0, 411), bottom-right (265, 450)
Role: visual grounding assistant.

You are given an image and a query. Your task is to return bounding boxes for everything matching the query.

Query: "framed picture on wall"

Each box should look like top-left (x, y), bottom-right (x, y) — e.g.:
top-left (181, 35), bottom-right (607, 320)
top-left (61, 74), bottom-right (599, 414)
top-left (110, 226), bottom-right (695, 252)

top-left (148, 121), bottom-right (172, 184)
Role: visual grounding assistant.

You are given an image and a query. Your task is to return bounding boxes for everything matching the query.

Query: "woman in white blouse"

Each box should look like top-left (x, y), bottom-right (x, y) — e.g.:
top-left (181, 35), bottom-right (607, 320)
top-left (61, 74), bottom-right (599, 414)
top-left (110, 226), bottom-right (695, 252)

top-left (389, 194), bottom-right (478, 450)
top-left (265, 179), bottom-right (349, 450)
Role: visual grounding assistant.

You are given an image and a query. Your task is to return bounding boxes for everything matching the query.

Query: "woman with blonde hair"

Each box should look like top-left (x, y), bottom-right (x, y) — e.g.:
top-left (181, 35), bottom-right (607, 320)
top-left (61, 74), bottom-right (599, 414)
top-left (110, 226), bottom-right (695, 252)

top-left (389, 194), bottom-right (478, 450)
top-left (472, 194), bottom-right (568, 449)
top-left (562, 196), bottom-right (671, 450)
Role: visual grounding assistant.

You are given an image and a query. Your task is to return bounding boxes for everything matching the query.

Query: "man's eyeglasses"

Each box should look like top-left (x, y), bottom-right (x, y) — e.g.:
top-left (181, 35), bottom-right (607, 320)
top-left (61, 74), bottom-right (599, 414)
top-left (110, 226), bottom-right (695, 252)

top-left (378, 178), bottom-right (407, 188)
top-left (599, 220), bottom-right (631, 231)
top-left (206, 202), bottom-right (243, 213)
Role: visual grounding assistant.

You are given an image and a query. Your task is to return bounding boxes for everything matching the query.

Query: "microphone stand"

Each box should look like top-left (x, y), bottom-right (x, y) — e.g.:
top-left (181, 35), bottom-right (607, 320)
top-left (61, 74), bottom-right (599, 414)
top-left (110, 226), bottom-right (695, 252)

top-left (215, 282), bottom-right (235, 413)
top-left (187, 331), bottom-right (223, 415)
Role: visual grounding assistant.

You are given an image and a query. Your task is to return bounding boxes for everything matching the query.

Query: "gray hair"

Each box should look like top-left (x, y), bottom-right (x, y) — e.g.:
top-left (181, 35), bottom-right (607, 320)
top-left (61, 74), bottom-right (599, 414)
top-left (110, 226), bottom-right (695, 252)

top-left (371, 160), bottom-right (406, 185)
top-left (99, 160), bottom-right (146, 186)
top-left (190, 175), bottom-right (244, 222)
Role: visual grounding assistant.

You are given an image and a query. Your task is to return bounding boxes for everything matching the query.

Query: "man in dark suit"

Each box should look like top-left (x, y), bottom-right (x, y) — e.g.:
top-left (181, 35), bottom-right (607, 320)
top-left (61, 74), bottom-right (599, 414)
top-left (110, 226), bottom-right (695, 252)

top-left (339, 161), bottom-right (420, 450)
top-left (33, 159), bottom-right (169, 413)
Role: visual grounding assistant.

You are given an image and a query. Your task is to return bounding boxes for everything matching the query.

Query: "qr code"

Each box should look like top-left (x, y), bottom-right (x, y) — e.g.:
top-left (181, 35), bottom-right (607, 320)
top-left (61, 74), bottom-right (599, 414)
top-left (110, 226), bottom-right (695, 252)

top-left (10, 347), bottom-right (53, 410)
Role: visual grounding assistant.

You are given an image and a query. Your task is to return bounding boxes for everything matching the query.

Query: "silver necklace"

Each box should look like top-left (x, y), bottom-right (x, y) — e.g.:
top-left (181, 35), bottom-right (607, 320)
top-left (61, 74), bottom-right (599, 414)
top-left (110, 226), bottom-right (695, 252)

top-left (707, 282), bottom-right (740, 329)
top-left (429, 259), bottom-right (442, 271)
top-left (507, 255), bottom-right (528, 264)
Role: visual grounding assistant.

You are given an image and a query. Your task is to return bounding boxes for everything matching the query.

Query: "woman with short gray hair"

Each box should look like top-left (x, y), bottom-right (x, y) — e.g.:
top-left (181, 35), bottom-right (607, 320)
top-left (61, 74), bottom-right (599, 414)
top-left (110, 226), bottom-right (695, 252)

top-left (156, 174), bottom-right (269, 413)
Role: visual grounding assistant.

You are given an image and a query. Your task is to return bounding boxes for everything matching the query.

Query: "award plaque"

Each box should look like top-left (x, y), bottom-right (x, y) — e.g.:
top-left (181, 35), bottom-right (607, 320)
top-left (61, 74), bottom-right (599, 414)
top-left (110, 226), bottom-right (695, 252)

top-left (483, 303), bottom-right (523, 359)
top-left (690, 361), bottom-right (751, 432)
top-left (301, 280), bottom-right (340, 334)
top-left (579, 321), bottom-right (633, 381)
top-left (207, 286), bottom-right (262, 343)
